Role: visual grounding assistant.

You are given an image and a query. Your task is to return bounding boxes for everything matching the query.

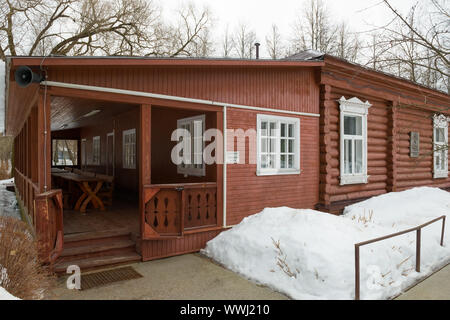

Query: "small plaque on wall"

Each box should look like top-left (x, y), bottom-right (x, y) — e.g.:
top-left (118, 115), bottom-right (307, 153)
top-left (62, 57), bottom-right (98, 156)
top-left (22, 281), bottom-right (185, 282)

top-left (410, 131), bottom-right (420, 158)
top-left (226, 151), bottom-right (240, 164)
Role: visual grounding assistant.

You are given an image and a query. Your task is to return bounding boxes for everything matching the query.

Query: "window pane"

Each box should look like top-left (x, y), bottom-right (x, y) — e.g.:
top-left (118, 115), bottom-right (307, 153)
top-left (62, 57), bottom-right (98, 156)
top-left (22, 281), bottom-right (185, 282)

top-left (281, 123), bottom-right (286, 137)
top-left (281, 139), bottom-right (286, 153)
top-left (344, 116), bottom-right (362, 136)
top-left (52, 139), bottom-right (79, 166)
top-left (280, 155), bottom-right (286, 169)
top-left (441, 150), bottom-right (446, 170)
top-left (261, 138), bottom-right (268, 153)
top-left (288, 140), bottom-right (294, 153)
top-left (288, 155), bottom-right (294, 168)
top-left (268, 155), bottom-right (276, 168)
top-left (261, 122), bottom-right (267, 136)
top-left (261, 155), bottom-right (268, 168)
top-left (344, 139), bottom-right (352, 174)
top-left (269, 122), bottom-right (276, 137)
top-left (288, 124), bottom-right (294, 137)
top-left (435, 128), bottom-right (445, 143)
top-left (269, 138), bottom-right (276, 153)
top-left (355, 140), bottom-right (363, 174)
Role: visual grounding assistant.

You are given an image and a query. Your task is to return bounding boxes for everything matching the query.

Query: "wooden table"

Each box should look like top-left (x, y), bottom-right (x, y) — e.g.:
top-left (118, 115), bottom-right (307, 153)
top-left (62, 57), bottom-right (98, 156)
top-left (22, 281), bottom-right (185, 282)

top-left (51, 172), bottom-right (107, 213)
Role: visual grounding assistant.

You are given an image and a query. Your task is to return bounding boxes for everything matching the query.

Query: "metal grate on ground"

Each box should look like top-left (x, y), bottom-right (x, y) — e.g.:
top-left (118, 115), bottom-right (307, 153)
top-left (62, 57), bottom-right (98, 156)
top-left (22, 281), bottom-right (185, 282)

top-left (81, 266), bottom-right (143, 290)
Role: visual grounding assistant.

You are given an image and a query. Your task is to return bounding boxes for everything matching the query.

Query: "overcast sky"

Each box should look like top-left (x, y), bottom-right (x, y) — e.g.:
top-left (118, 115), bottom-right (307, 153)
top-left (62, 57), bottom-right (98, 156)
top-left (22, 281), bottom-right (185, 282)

top-left (159, 0), bottom-right (417, 57)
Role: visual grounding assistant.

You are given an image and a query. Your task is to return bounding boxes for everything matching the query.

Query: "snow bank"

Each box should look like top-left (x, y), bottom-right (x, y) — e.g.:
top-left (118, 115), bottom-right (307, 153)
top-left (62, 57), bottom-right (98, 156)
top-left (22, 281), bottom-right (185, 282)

top-left (0, 178), bottom-right (20, 219)
top-left (0, 286), bottom-right (19, 300)
top-left (202, 187), bottom-right (450, 300)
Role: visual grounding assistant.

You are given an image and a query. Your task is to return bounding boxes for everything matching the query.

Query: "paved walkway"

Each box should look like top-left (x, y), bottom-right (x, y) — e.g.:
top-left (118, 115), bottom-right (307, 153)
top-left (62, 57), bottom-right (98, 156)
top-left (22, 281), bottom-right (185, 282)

top-left (396, 264), bottom-right (450, 300)
top-left (50, 253), bottom-right (289, 300)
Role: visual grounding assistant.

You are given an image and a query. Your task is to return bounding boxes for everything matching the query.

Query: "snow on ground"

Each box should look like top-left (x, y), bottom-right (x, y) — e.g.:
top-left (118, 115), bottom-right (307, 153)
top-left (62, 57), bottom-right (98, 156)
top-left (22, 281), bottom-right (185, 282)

top-left (202, 187), bottom-right (450, 300)
top-left (0, 286), bottom-right (19, 300)
top-left (0, 178), bottom-right (20, 219)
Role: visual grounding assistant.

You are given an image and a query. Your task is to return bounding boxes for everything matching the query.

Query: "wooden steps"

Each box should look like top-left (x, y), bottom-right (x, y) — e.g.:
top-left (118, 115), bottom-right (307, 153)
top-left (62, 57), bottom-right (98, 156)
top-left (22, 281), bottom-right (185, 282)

top-left (54, 252), bottom-right (141, 274)
top-left (53, 229), bottom-right (141, 274)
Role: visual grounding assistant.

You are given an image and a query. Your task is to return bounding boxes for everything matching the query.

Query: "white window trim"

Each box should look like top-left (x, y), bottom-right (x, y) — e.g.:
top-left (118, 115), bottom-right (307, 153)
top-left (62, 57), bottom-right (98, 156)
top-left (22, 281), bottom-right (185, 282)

top-left (92, 136), bottom-right (101, 165)
top-left (177, 114), bottom-right (206, 177)
top-left (256, 114), bottom-right (301, 176)
top-left (122, 129), bottom-right (136, 170)
top-left (433, 114), bottom-right (449, 179)
top-left (339, 97), bottom-right (371, 185)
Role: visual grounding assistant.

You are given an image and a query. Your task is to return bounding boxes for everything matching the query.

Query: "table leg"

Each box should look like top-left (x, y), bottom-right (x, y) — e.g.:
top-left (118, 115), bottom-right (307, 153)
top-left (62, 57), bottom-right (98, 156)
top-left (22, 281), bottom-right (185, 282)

top-left (80, 181), bottom-right (105, 213)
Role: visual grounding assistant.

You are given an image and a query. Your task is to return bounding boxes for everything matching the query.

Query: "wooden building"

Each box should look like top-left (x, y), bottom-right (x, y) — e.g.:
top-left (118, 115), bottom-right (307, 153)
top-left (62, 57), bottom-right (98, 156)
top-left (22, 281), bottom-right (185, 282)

top-left (3, 52), bottom-right (449, 271)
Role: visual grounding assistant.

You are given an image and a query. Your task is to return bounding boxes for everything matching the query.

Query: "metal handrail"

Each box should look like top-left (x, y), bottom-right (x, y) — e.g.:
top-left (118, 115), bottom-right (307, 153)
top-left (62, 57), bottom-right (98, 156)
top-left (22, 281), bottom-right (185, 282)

top-left (354, 215), bottom-right (446, 300)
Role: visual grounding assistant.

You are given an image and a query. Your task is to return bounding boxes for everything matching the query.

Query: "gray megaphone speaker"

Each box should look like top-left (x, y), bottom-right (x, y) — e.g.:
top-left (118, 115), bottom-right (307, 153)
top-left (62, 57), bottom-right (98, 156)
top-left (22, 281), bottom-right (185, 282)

top-left (14, 66), bottom-right (44, 88)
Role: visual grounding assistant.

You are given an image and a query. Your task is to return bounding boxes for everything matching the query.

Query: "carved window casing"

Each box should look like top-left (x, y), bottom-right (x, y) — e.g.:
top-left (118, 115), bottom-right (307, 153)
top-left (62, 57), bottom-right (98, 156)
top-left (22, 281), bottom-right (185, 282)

top-left (339, 97), bottom-right (371, 185)
top-left (433, 114), bottom-right (449, 179)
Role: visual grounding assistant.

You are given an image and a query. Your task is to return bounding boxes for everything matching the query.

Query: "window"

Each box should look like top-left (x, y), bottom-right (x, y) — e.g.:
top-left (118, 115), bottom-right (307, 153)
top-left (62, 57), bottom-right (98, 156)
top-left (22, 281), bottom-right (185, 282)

top-left (433, 114), bottom-right (448, 179)
top-left (257, 114), bottom-right (300, 176)
top-left (122, 129), bottom-right (136, 169)
top-left (92, 136), bottom-right (101, 165)
top-left (177, 115), bottom-right (205, 177)
top-left (52, 139), bottom-right (78, 166)
top-left (339, 97), bottom-right (371, 185)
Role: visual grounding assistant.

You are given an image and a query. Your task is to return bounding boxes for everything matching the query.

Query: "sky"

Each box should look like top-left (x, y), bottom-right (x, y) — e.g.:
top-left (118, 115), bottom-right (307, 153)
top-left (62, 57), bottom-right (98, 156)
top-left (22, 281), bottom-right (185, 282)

top-left (159, 0), bottom-right (417, 57)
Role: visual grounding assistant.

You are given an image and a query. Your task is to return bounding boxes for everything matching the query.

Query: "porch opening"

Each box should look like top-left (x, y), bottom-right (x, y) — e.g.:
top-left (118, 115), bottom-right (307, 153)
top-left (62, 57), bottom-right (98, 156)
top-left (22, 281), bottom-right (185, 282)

top-left (50, 96), bottom-right (141, 237)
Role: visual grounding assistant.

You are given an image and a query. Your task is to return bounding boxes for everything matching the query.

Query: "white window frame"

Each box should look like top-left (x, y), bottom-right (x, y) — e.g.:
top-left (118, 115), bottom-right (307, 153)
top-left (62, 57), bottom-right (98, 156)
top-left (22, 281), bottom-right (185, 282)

top-left (256, 114), bottom-right (301, 176)
top-left (122, 129), bottom-right (136, 170)
top-left (433, 114), bottom-right (449, 179)
top-left (177, 114), bottom-right (206, 177)
top-left (92, 136), bottom-right (101, 165)
top-left (339, 97), bottom-right (371, 185)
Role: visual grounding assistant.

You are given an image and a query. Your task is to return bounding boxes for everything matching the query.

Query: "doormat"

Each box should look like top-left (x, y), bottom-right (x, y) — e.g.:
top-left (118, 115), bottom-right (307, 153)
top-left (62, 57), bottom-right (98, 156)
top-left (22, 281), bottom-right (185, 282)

top-left (81, 266), bottom-right (143, 290)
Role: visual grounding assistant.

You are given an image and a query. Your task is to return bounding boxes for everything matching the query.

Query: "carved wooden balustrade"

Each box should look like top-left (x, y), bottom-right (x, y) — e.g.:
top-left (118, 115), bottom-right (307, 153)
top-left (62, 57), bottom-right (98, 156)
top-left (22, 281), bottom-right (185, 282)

top-left (14, 168), bottom-right (64, 264)
top-left (142, 182), bottom-right (218, 239)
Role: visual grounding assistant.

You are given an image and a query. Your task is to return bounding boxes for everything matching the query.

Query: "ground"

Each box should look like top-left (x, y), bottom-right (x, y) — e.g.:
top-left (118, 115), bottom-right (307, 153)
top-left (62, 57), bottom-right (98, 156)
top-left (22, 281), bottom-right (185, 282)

top-left (50, 253), bottom-right (288, 300)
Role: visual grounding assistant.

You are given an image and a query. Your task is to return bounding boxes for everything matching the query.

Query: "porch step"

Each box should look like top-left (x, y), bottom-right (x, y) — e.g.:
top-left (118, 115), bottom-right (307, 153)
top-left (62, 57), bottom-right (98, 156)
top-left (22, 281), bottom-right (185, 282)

top-left (54, 229), bottom-right (141, 274)
top-left (60, 239), bottom-right (135, 258)
top-left (53, 252), bottom-right (141, 274)
top-left (64, 229), bottom-right (131, 243)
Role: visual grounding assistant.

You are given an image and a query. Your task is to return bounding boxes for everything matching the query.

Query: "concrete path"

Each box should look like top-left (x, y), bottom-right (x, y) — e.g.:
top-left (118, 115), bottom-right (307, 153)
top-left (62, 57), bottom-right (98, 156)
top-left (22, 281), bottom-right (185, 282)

top-left (396, 264), bottom-right (450, 300)
top-left (50, 253), bottom-right (289, 300)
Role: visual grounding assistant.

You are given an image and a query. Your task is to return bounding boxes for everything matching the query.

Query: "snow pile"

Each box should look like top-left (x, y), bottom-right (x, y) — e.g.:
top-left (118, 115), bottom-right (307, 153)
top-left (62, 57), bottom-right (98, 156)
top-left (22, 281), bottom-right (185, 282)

top-left (202, 187), bottom-right (450, 299)
top-left (0, 178), bottom-right (20, 219)
top-left (0, 268), bottom-right (19, 300)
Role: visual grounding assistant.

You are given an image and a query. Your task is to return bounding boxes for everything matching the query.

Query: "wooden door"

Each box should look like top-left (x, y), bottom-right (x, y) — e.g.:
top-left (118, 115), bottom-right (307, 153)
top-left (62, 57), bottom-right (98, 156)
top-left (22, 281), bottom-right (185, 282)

top-left (106, 132), bottom-right (114, 176)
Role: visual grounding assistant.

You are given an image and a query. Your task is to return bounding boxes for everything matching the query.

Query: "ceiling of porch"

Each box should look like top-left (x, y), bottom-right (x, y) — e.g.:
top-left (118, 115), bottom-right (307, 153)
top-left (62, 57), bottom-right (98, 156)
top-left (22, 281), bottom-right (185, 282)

top-left (51, 96), bottom-right (137, 131)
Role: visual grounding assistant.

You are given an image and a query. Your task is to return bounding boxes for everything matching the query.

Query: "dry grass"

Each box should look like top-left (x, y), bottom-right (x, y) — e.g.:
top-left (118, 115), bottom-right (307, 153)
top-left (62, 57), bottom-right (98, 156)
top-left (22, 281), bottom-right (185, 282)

top-left (0, 217), bottom-right (55, 299)
top-left (271, 238), bottom-right (300, 279)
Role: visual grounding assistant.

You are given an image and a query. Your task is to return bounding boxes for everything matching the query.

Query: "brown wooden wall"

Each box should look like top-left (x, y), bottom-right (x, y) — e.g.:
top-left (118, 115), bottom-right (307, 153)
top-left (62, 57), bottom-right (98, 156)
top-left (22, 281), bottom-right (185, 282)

top-left (394, 106), bottom-right (450, 191)
top-left (150, 106), bottom-right (217, 185)
top-left (226, 108), bottom-right (320, 226)
top-left (79, 108), bottom-right (140, 192)
top-left (319, 58), bottom-right (450, 213)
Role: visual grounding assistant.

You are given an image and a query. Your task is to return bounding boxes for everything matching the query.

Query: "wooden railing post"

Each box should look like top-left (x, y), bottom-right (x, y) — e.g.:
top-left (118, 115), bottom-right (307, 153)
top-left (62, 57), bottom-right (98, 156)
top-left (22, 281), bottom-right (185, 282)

top-left (416, 229), bottom-right (421, 273)
top-left (355, 244), bottom-right (360, 300)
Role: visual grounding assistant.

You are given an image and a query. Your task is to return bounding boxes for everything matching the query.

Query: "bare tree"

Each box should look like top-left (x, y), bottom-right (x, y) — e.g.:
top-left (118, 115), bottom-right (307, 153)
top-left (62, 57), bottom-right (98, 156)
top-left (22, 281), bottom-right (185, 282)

top-left (334, 22), bottom-right (360, 62)
top-left (376, 0), bottom-right (449, 92)
top-left (291, 0), bottom-right (337, 53)
top-left (0, 0), bottom-right (213, 59)
top-left (221, 24), bottom-right (234, 57)
top-left (266, 24), bottom-right (284, 59)
top-left (233, 22), bottom-right (257, 59)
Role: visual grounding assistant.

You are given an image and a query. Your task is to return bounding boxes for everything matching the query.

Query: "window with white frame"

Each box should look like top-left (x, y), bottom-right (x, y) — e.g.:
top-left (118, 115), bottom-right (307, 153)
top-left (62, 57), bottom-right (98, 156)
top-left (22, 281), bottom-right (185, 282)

top-left (257, 114), bottom-right (300, 176)
top-left (177, 115), bottom-right (205, 177)
top-left (92, 136), bottom-right (101, 165)
top-left (339, 97), bottom-right (371, 185)
top-left (433, 114), bottom-right (448, 179)
top-left (123, 129), bottom-right (136, 169)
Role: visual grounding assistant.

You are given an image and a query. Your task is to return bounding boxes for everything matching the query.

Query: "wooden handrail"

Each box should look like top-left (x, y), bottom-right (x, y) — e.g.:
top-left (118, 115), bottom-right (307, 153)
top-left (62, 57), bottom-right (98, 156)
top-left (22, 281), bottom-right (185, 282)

top-left (354, 215), bottom-right (446, 300)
